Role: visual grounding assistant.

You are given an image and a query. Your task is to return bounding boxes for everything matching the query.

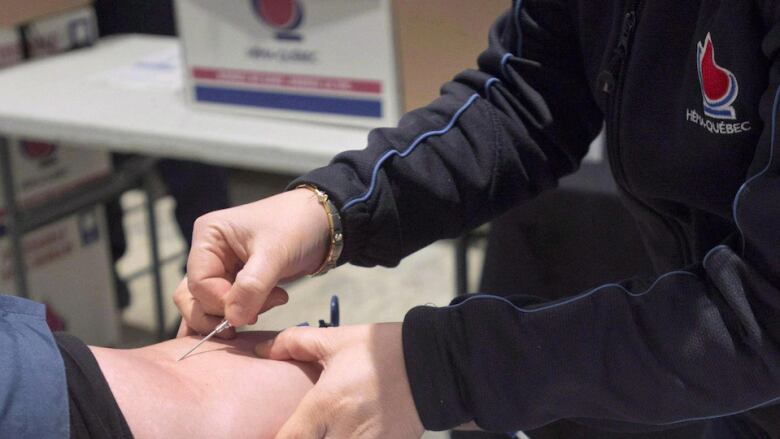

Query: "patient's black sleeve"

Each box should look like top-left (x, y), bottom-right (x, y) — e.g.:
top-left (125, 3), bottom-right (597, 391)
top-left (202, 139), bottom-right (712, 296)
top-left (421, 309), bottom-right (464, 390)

top-left (53, 333), bottom-right (134, 439)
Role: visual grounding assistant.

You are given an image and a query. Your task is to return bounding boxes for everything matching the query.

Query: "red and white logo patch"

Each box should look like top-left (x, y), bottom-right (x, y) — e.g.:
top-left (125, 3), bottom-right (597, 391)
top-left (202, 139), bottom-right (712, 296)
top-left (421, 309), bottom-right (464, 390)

top-left (686, 32), bottom-right (751, 135)
top-left (697, 33), bottom-right (738, 120)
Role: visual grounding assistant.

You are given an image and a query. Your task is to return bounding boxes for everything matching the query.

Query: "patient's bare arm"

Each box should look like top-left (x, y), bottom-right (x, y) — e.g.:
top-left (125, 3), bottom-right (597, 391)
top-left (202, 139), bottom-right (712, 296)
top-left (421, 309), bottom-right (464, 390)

top-left (90, 331), bottom-right (319, 439)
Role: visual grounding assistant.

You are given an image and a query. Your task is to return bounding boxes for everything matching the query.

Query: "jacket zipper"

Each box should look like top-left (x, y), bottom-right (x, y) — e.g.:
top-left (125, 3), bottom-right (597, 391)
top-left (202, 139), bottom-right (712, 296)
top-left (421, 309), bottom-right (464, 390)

top-left (597, 10), bottom-right (637, 95)
top-left (599, 3), bottom-right (639, 192)
top-left (598, 0), bottom-right (692, 265)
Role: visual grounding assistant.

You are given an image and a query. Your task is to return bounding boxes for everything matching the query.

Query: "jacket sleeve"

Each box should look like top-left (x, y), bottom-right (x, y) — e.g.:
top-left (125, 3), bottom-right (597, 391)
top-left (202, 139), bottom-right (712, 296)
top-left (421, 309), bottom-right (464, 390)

top-left (401, 9), bottom-right (780, 433)
top-left (290, 0), bottom-right (603, 267)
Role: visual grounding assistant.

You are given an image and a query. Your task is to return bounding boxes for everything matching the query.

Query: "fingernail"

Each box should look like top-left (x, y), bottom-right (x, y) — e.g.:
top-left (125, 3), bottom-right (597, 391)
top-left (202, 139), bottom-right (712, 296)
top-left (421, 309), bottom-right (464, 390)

top-left (254, 339), bottom-right (273, 357)
top-left (272, 295), bottom-right (288, 307)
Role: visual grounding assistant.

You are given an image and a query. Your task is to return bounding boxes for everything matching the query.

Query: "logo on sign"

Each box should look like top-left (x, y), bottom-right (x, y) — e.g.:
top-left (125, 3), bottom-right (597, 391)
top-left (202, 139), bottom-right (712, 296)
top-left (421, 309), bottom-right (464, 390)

top-left (19, 141), bottom-right (58, 167)
top-left (20, 141), bottom-right (56, 159)
top-left (696, 33), bottom-right (738, 120)
top-left (251, 0), bottom-right (304, 41)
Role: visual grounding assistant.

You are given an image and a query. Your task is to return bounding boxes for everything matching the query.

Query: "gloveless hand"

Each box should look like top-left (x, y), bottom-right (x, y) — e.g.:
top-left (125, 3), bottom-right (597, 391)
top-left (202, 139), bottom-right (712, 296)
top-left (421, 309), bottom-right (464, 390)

top-left (255, 323), bottom-right (425, 439)
top-left (175, 188), bottom-right (331, 335)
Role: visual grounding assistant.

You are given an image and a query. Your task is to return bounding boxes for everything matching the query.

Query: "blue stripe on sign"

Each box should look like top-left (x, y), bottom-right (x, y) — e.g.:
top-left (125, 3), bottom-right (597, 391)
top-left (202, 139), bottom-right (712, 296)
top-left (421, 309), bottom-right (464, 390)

top-left (0, 224), bottom-right (5, 238)
top-left (195, 86), bottom-right (382, 118)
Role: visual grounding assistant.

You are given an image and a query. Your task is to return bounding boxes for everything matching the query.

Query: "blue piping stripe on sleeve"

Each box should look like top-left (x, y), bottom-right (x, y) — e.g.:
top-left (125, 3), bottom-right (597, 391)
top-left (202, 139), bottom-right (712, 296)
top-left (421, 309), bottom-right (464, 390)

top-left (341, 0), bottom-right (525, 212)
top-left (446, 270), bottom-right (699, 315)
top-left (484, 77), bottom-right (500, 95)
top-left (500, 53), bottom-right (513, 80)
top-left (342, 93), bottom-right (482, 210)
top-left (732, 84), bottom-right (780, 253)
top-left (655, 394), bottom-right (780, 426)
top-left (514, 0), bottom-right (524, 53)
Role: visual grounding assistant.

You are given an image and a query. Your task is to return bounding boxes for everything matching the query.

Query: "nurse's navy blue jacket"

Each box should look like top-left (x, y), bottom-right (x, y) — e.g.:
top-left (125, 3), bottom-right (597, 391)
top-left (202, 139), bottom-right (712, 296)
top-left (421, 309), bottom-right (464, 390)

top-left (292, 0), bottom-right (780, 433)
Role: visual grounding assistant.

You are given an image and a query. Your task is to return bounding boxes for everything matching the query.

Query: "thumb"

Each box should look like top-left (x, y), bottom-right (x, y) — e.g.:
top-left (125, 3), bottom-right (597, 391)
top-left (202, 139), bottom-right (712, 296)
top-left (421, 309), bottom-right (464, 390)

top-left (275, 391), bottom-right (328, 439)
top-left (224, 254), bottom-right (281, 325)
top-left (254, 326), bottom-right (329, 363)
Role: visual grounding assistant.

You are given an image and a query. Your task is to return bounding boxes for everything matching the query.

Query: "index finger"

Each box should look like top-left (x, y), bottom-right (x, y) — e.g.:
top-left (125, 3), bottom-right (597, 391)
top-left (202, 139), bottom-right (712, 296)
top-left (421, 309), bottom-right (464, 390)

top-left (176, 319), bottom-right (197, 338)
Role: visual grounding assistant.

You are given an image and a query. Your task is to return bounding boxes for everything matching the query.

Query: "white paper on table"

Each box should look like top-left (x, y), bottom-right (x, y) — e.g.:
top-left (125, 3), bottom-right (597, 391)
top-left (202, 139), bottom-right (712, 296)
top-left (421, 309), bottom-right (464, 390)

top-left (90, 46), bottom-right (183, 91)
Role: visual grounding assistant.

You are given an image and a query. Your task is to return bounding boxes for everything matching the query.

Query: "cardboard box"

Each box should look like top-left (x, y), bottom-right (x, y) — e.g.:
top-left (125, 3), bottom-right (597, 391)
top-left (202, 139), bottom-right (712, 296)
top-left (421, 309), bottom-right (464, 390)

top-left (0, 0), bottom-right (91, 27)
top-left (0, 27), bottom-right (22, 68)
top-left (25, 5), bottom-right (98, 59)
top-left (175, 0), bottom-right (509, 127)
top-left (393, 0), bottom-right (509, 111)
top-left (0, 205), bottom-right (120, 346)
top-left (0, 5), bottom-right (108, 210)
top-left (0, 139), bottom-right (111, 210)
top-left (0, 2), bottom-right (117, 346)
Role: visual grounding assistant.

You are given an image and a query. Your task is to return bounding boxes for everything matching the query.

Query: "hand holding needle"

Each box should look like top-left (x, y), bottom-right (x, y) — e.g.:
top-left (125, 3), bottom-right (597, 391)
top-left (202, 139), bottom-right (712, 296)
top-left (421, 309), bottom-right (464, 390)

top-left (178, 319), bottom-right (232, 361)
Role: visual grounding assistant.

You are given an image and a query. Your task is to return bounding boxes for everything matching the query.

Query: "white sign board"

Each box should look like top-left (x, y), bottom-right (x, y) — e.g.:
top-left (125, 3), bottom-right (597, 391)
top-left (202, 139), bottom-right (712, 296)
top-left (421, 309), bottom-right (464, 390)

top-left (176, 0), bottom-right (401, 127)
top-left (0, 139), bottom-right (111, 210)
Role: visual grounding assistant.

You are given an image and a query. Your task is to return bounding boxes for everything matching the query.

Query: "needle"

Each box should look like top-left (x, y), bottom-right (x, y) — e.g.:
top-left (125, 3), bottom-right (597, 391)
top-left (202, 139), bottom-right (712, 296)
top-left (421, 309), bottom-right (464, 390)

top-left (177, 319), bottom-right (232, 361)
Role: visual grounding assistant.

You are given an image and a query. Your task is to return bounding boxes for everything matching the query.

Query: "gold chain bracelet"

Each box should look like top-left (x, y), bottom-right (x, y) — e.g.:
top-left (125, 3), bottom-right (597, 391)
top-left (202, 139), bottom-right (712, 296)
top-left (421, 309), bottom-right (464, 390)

top-left (296, 184), bottom-right (344, 276)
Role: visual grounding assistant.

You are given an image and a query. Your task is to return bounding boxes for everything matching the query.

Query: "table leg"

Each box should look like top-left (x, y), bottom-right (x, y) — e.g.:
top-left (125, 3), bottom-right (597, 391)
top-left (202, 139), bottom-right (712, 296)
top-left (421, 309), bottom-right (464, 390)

top-left (143, 174), bottom-right (166, 340)
top-left (0, 138), bottom-right (29, 298)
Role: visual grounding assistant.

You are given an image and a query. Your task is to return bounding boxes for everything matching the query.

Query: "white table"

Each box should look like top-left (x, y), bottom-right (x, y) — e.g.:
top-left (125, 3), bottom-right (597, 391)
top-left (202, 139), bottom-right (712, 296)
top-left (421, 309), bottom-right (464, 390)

top-left (0, 34), bottom-right (370, 174)
top-left (0, 34), bottom-right (372, 339)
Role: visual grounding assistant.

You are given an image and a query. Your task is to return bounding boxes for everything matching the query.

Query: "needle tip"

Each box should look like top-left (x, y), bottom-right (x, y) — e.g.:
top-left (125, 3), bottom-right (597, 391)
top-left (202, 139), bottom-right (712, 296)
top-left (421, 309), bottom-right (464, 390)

top-left (177, 320), bottom-right (228, 363)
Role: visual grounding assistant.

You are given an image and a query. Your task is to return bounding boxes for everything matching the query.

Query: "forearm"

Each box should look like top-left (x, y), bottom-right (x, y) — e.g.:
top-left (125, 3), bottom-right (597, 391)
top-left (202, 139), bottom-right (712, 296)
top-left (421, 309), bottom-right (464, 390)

top-left (91, 331), bottom-right (319, 439)
top-left (293, 4), bottom-right (602, 268)
top-left (404, 248), bottom-right (780, 432)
